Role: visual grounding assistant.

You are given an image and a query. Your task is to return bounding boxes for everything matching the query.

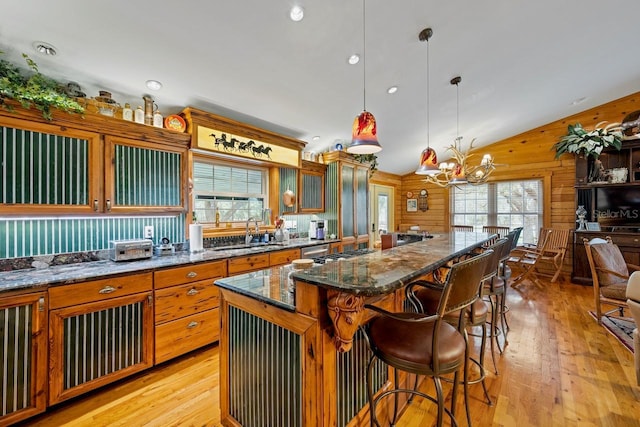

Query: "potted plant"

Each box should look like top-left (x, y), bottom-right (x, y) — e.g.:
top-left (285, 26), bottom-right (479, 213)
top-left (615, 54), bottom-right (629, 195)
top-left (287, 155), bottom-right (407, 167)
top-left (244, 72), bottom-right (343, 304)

top-left (0, 52), bottom-right (84, 120)
top-left (553, 121), bottom-right (623, 159)
top-left (351, 153), bottom-right (378, 177)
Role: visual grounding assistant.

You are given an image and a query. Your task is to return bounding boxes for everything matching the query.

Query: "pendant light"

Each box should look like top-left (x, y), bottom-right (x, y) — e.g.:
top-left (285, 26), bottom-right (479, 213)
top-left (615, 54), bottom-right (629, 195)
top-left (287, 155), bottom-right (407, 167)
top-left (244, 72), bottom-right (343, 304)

top-left (415, 27), bottom-right (439, 175)
top-left (347, 0), bottom-right (382, 155)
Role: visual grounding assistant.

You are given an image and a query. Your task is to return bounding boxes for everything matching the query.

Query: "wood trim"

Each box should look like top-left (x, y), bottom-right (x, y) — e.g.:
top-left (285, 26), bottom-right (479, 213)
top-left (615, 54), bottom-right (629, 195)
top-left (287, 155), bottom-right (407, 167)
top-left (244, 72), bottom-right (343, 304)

top-left (0, 100), bottom-right (191, 146)
top-left (181, 107), bottom-right (306, 152)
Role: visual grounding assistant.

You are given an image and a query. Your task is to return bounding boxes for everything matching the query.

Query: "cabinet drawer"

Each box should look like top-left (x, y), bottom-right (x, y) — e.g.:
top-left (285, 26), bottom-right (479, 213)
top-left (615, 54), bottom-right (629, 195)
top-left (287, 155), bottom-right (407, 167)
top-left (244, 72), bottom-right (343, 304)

top-left (612, 234), bottom-right (640, 247)
top-left (269, 248), bottom-right (301, 266)
top-left (228, 254), bottom-right (269, 275)
top-left (155, 308), bottom-right (219, 364)
top-left (155, 280), bottom-right (219, 324)
top-left (49, 272), bottom-right (153, 309)
top-left (154, 260), bottom-right (227, 289)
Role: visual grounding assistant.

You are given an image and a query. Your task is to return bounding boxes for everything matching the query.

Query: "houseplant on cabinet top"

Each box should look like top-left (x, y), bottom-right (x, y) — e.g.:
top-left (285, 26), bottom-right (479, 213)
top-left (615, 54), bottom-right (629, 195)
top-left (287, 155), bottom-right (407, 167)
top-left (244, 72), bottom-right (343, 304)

top-left (0, 52), bottom-right (84, 120)
top-left (553, 121), bottom-right (623, 159)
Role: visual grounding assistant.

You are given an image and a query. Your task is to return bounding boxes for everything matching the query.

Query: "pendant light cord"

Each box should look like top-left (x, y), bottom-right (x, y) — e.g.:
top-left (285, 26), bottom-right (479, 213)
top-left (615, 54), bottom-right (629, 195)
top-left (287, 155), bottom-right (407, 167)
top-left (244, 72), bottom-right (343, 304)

top-left (362, 0), bottom-right (367, 111)
top-left (426, 33), bottom-right (430, 149)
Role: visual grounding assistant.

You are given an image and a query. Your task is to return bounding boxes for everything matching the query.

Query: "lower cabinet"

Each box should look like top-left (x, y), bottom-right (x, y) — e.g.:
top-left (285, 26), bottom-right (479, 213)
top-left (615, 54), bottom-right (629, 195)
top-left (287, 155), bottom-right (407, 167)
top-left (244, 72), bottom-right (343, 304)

top-left (153, 260), bottom-right (227, 364)
top-left (228, 254), bottom-right (270, 275)
top-left (269, 248), bottom-right (301, 266)
top-left (48, 273), bottom-right (154, 405)
top-left (0, 292), bottom-right (47, 425)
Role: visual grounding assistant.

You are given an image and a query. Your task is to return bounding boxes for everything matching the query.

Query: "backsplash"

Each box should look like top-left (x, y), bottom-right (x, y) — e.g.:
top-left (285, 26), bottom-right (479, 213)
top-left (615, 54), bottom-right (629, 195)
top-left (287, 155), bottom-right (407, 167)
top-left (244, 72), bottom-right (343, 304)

top-left (0, 214), bottom-right (185, 259)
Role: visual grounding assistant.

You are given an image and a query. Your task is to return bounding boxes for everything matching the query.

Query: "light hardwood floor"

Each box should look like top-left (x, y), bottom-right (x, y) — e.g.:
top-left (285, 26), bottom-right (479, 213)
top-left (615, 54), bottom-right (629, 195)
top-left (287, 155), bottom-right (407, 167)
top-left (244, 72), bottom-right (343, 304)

top-left (18, 277), bottom-right (640, 427)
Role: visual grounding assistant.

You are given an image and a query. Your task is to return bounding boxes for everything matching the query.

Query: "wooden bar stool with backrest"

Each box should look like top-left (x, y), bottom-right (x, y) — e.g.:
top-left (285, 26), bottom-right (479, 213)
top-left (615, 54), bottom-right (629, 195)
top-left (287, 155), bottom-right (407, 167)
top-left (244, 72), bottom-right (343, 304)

top-left (499, 227), bottom-right (523, 336)
top-left (452, 225), bottom-right (474, 232)
top-left (407, 241), bottom-right (506, 405)
top-left (583, 236), bottom-right (640, 323)
top-left (363, 250), bottom-right (493, 427)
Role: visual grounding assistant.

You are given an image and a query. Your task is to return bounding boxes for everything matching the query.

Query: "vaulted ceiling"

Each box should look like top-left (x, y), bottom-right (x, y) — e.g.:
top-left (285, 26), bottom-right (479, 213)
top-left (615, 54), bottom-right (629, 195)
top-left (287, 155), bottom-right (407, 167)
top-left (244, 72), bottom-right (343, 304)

top-left (2, 1), bottom-right (639, 174)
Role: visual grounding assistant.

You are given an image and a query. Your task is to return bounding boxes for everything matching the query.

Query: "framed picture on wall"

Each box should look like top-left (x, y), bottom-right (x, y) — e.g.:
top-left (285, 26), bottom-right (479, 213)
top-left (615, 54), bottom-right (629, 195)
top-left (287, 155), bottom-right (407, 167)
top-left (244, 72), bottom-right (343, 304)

top-left (407, 198), bottom-right (418, 212)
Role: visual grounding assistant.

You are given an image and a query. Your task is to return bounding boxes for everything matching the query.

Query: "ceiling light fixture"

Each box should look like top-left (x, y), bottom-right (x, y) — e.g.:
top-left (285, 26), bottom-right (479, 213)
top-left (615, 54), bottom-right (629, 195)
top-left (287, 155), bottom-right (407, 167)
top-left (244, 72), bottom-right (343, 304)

top-left (145, 80), bottom-right (163, 91)
top-left (415, 28), bottom-right (439, 175)
top-left (421, 76), bottom-right (498, 187)
top-left (347, 0), bottom-right (382, 155)
top-left (32, 41), bottom-right (57, 56)
top-left (290, 5), bottom-right (304, 22)
top-left (312, 136), bottom-right (320, 141)
top-left (387, 86), bottom-right (398, 94)
top-left (348, 54), bottom-right (360, 65)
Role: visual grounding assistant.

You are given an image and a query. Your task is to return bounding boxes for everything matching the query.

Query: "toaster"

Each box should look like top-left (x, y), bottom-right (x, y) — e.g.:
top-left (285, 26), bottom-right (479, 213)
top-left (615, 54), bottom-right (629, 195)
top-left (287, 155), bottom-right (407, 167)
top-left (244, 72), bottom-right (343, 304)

top-left (109, 239), bottom-right (153, 262)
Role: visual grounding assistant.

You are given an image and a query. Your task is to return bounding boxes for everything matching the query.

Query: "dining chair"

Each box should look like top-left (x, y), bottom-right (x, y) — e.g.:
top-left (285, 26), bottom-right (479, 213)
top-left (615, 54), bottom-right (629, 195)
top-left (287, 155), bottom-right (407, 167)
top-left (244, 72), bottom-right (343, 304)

top-left (482, 226), bottom-right (511, 238)
top-left (584, 236), bottom-right (640, 323)
top-left (452, 225), bottom-right (474, 232)
top-left (363, 250), bottom-right (493, 427)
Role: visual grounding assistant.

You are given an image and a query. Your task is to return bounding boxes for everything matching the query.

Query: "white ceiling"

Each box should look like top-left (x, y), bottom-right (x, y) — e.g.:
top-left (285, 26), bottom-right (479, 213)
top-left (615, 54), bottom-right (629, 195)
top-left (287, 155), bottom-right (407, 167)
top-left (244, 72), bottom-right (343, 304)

top-left (2, 1), bottom-right (639, 175)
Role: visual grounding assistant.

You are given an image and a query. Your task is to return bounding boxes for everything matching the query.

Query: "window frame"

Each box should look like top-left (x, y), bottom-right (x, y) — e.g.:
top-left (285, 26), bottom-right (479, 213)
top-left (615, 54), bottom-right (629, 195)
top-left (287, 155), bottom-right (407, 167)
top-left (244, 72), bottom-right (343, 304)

top-left (192, 156), bottom-right (269, 225)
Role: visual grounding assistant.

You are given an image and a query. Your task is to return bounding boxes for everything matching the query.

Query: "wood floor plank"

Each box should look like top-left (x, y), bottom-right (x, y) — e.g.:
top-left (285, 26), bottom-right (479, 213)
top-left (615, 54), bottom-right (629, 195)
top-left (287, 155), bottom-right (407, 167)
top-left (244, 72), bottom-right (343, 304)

top-left (16, 277), bottom-right (640, 426)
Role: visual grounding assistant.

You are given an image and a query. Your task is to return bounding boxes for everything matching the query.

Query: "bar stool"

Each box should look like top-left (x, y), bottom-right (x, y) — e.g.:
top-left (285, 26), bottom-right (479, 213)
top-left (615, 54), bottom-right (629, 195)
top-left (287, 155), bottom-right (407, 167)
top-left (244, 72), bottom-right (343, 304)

top-left (498, 227), bottom-right (523, 338)
top-left (363, 250), bottom-right (493, 427)
top-left (407, 244), bottom-right (504, 408)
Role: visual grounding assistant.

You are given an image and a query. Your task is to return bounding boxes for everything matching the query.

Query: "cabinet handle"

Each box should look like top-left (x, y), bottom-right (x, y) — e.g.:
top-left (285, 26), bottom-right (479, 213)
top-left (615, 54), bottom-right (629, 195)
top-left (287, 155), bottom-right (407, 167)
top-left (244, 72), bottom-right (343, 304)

top-left (38, 297), bottom-right (45, 312)
top-left (98, 285), bottom-right (117, 294)
top-left (186, 271), bottom-right (198, 278)
top-left (106, 199), bottom-right (111, 211)
top-left (93, 199), bottom-right (99, 211)
top-left (187, 321), bottom-right (199, 329)
top-left (187, 288), bottom-right (199, 296)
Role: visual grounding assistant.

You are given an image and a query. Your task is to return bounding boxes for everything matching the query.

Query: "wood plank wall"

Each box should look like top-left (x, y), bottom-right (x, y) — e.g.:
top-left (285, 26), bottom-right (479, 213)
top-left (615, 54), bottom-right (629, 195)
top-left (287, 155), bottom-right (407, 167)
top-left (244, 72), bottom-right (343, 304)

top-left (372, 91), bottom-right (640, 278)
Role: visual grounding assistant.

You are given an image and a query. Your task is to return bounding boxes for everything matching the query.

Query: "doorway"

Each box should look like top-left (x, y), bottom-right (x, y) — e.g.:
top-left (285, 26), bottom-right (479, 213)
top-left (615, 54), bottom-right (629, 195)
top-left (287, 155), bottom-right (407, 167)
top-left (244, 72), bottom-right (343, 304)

top-left (370, 184), bottom-right (395, 247)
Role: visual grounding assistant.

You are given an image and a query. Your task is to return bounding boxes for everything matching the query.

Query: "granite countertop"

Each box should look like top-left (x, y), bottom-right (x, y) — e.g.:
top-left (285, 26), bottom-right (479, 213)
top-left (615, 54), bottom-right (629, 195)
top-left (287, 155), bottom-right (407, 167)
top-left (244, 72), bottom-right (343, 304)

top-left (214, 232), bottom-right (493, 309)
top-left (0, 238), bottom-right (336, 294)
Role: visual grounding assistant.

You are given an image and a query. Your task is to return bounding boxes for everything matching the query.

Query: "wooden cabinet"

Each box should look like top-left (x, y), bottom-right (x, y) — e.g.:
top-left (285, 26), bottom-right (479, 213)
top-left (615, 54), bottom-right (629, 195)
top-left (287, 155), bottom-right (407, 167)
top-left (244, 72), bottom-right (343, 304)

top-left (323, 151), bottom-right (370, 252)
top-left (572, 139), bottom-right (640, 284)
top-left (0, 292), bottom-right (47, 425)
top-left (269, 248), bottom-right (301, 266)
top-left (228, 254), bottom-right (270, 275)
top-left (48, 273), bottom-right (154, 404)
top-left (0, 107), bottom-right (190, 216)
top-left (153, 260), bottom-right (227, 364)
top-left (298, 160), bottom-right (326, 213)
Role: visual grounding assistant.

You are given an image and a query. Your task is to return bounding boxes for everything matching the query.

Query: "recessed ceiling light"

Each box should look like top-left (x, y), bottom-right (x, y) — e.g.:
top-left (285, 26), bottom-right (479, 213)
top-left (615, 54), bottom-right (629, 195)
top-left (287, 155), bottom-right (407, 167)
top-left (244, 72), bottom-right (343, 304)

top-left (387, 86), bottom-right (398, 94)
top-left (32, 41), bottom-right (57, 56)
top-left (312, 136), bottom-right (320, 141)
top-left (290, 5), bottom-right (304, 21)
top-left (348, 54), bottom-right (360, 65)
top-left (146, 80), bottom-right (163, 91)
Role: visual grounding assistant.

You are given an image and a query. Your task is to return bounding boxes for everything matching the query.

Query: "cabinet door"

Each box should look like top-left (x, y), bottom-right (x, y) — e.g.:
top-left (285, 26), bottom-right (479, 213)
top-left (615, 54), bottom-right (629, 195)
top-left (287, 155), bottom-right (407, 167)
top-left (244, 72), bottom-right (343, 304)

top-left (105, 136), bottom-right (187, 213)
top-left (341, 164), bottom-right (355, 240)
top-left (0, 116), bottom-right (102, 214)
top-left (0, 292), bottom-right (47, 425)
top-left (355, 166), bottom-right (369, 243)
top-left (49, 292), bottom-right (153, 404)
top-left (298, 161), bottom-right (326, 213)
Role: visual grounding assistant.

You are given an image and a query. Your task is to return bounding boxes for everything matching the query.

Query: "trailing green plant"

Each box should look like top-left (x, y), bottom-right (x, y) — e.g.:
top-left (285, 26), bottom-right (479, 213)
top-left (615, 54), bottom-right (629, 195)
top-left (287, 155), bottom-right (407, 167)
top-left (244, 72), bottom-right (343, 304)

top-left (352, 153), bottom-right (378, 177)
top-left (553, 122), bottom-right (623, 159)
top-left (0, 52), bottom-right (84, 120)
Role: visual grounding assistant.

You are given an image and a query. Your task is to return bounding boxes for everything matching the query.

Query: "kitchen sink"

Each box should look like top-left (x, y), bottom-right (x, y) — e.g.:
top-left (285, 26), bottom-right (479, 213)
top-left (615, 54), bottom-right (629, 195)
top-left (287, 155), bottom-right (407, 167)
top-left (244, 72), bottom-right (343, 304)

top-left (210, 242), bottom-right (286, 251)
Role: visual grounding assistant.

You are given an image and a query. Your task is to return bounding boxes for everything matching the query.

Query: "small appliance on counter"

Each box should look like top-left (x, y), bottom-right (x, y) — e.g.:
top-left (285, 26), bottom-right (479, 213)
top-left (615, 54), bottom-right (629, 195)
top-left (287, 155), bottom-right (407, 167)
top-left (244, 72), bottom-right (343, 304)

top-left (154, 237), bottom-right (176, 257)
top-left (110, 239), bottom-right (153, 262)
top-left (308, 219), bottom-right (326, 239)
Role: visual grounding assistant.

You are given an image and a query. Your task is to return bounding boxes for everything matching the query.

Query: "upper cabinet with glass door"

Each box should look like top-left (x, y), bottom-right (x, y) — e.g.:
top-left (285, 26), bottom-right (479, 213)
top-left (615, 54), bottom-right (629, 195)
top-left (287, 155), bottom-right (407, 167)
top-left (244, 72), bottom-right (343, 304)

top-left (298, 160), bottom-right (326, 213)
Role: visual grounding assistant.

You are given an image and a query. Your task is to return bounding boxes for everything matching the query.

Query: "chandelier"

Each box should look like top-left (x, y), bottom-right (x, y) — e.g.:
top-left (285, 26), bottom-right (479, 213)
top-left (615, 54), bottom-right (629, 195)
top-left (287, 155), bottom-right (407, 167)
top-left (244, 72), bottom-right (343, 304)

top-left (421, 76), bottom-right (497, 187)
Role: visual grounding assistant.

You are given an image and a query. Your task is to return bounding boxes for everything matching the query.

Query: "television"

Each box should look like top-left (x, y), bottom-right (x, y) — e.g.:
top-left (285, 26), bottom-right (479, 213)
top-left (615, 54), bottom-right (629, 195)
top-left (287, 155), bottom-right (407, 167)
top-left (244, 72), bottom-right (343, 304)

top-left (594, 186), bottom-right (640, 227)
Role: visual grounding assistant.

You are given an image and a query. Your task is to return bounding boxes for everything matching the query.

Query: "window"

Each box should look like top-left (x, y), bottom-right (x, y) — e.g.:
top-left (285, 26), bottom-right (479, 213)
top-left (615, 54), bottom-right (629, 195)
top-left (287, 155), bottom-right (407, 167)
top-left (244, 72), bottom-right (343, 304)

top-left (192, 160), bottom-right (267, 224)
top-left (451, 179), bottom-right (543, 244)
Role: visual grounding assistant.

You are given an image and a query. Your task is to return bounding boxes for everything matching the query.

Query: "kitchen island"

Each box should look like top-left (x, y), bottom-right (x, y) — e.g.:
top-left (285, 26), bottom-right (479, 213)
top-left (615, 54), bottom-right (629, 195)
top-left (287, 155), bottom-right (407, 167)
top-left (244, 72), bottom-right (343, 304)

top-left (214, 232), bottom-right (493, 427)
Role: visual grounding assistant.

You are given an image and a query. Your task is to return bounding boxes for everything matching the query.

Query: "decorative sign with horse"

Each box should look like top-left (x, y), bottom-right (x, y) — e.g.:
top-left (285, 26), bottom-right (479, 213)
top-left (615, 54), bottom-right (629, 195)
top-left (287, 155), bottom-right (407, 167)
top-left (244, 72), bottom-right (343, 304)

top-left (194, 125), bottom-right (299, 167)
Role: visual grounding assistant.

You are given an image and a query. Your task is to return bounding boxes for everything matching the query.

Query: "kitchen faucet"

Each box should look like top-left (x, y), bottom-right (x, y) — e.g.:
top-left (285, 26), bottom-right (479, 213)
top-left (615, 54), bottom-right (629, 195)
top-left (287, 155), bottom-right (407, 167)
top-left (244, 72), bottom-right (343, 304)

top-left (245, 217), bottom-right (259, 244)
